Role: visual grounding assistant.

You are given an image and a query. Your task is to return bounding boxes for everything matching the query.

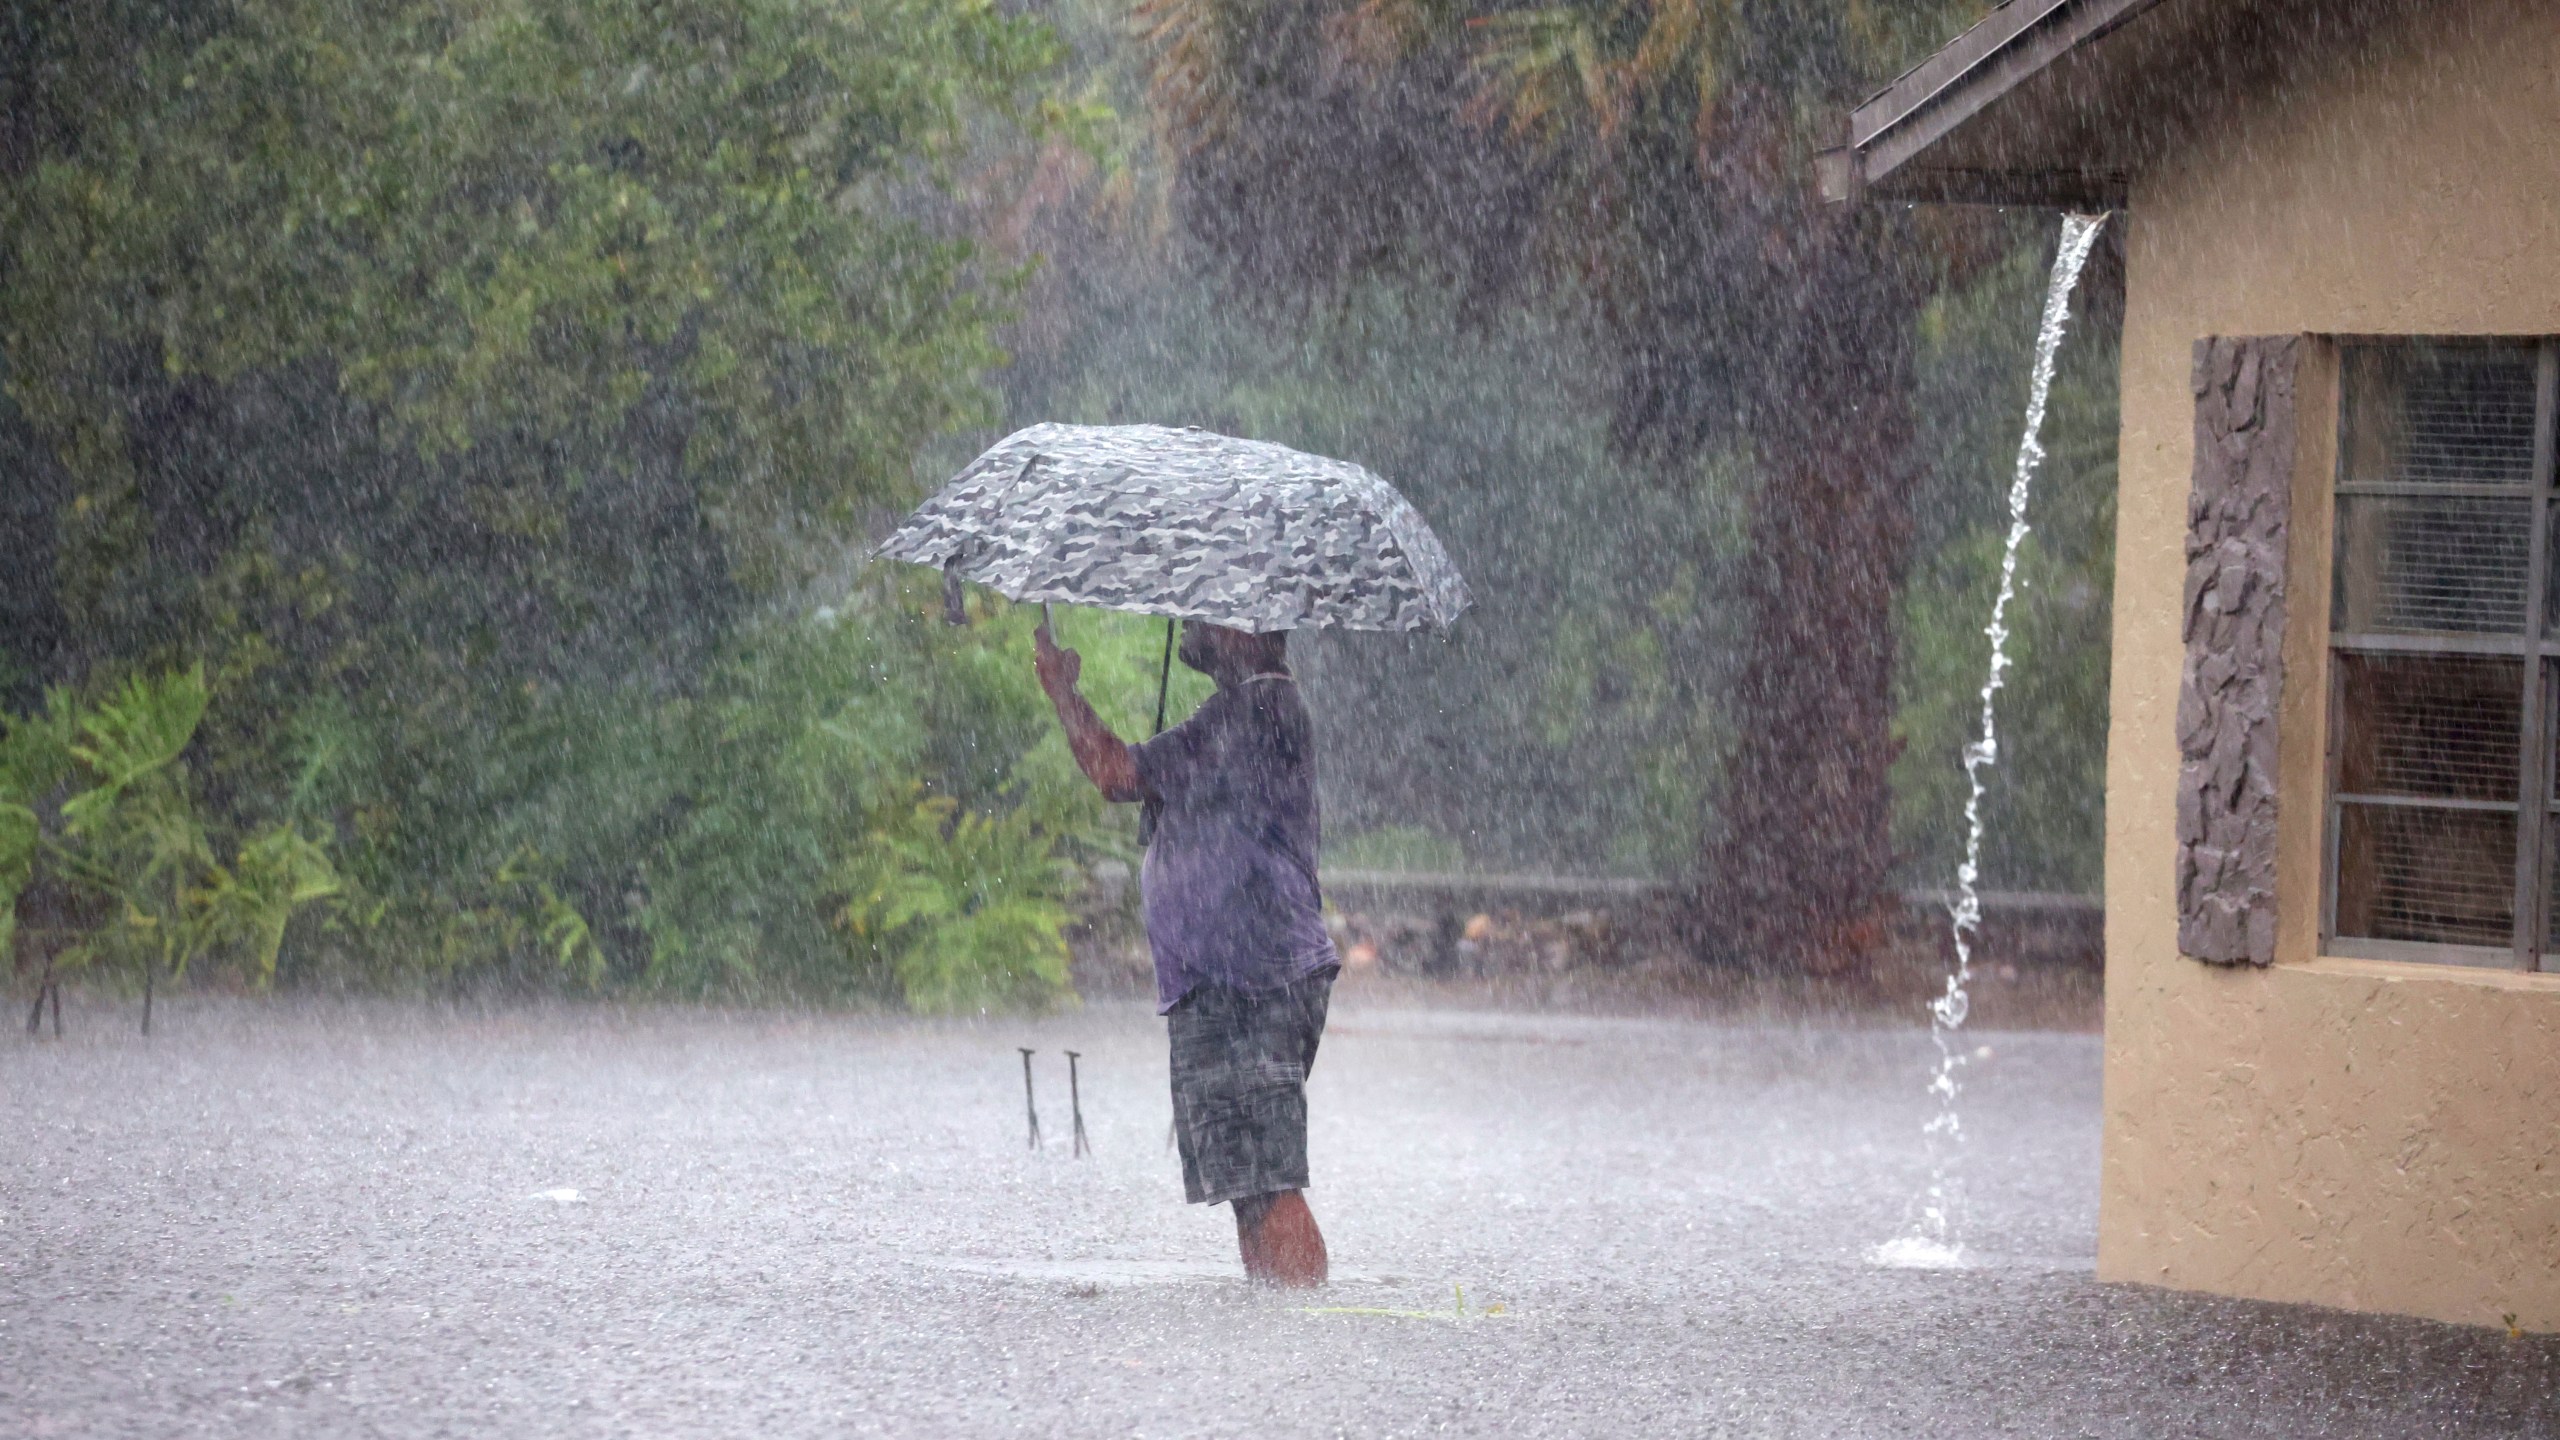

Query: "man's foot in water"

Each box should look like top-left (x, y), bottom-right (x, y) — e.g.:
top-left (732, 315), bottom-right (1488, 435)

top-left (1235, 1190), bottom-right (1327, 1287)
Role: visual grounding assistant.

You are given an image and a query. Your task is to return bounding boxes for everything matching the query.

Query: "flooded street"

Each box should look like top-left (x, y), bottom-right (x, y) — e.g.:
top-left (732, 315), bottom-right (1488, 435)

top-left (6, 997), bottom-right (2550, 1438)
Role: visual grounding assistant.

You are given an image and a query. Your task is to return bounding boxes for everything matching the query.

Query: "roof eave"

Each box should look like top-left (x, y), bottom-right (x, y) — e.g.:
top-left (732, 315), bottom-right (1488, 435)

top-left (1827, 164), bottom-right (2131, 211)
top-left (1820, 0), bottom-right (2171, 207)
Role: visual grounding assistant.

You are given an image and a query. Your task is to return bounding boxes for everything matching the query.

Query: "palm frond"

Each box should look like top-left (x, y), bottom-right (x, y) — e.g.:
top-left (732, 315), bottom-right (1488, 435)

top-left (1134, 0), bottom-right (1247, 152)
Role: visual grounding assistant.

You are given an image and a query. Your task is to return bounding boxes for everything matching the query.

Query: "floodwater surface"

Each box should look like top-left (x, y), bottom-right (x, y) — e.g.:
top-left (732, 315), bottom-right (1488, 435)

top-left (3, 999), bottom-right (2553, 1437)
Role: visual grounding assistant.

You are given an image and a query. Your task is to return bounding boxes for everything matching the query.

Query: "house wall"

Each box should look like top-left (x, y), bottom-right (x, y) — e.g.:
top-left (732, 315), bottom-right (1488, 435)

top-left (2103, 0), bottom-right (2560, 1330)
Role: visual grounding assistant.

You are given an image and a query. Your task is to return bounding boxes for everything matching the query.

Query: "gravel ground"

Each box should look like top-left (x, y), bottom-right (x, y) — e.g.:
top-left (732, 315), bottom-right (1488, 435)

top-left (4, 995), bottom-right (2554, 1438)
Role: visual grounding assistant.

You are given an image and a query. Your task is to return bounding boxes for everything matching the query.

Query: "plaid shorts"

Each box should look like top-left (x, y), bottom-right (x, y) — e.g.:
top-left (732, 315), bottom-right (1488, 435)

top-left (1166, 970), bottom-right (1334, 1206)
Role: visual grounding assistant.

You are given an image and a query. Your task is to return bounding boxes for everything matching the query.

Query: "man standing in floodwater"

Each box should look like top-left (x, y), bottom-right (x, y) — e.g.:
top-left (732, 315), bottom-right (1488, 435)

top-left (1035, 617), bottom-right (1340, 1287)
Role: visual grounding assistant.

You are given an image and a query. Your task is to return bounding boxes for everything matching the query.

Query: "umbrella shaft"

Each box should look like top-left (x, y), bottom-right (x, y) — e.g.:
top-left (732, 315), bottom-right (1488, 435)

top-left (1153, 617), bottom-right (1174, 736)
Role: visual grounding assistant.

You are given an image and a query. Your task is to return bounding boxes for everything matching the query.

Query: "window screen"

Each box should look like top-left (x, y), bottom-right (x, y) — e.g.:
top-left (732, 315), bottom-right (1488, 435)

top-left (2327, 341), bottom-right (2557, 969)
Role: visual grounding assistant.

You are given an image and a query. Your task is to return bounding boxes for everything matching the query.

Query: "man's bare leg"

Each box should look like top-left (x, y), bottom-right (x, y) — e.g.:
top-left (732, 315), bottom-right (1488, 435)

top-left (1231, 1195), bottom-right (1270, 1280)
top-left (1233, 1190), bottom-right (1327, 1287)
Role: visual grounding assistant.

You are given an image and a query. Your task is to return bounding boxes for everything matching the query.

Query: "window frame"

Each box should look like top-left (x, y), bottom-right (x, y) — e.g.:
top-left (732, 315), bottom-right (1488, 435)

top-left (2320, 337), bottom-right (2560, 973)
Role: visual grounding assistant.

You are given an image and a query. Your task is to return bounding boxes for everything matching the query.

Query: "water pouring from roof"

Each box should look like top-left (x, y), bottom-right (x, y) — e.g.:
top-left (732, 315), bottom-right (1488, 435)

top-left (1876, 211), bottom-right (2110, 1271)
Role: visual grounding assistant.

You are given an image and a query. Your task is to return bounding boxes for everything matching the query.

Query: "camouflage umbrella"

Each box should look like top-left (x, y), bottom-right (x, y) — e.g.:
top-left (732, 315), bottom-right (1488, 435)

top-left (875, 423), bottom-right (1471, 635)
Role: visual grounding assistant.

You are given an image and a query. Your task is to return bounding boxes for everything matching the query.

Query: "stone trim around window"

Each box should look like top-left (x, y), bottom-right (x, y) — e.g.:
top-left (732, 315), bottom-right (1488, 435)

top-left (2177, 336), bottom-right (2300, 965)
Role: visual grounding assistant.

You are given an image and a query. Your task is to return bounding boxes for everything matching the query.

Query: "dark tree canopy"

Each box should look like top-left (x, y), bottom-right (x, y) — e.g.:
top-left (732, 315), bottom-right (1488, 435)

top-left (1132, 0), bottom-right (2000, 969)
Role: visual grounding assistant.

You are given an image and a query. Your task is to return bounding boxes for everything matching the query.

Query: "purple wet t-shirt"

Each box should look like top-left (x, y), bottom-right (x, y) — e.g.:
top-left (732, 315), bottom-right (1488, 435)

top-left (1132, 675), bottom-right (1339, 1013)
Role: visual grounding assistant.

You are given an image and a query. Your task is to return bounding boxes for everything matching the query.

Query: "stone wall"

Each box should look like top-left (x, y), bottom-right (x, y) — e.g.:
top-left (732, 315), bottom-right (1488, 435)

top-left (2175, 336), bottom-right (2297, 965)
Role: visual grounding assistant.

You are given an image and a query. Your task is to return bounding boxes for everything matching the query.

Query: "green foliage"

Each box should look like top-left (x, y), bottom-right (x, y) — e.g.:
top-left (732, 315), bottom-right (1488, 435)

top-left (2, 0), bottom-right (1058, 525)
top-left (31, 673), bottom-right (220, 992)
top-left (0, 0), bottom-right (1109, 1010)
top-left (58, 667), bottom-right (207, 830)
top-left (834, 793), bottom-right (1076, 1014)
top-left (1, 667), bottom-right (339, 1005)
top-left (489, 847), bottom-right (606, 990)
top-left (200, 825), bottom-right (344, 986)
top-left (0, 0), bottom-right (2125, 1004)
top-left (255, 568), bottom-right (1166, 1004)
top-left (0, 802), bottom-right (32, 951)
top-left (615, 580), bottom-right (1159, 1001)
top-left (0, 693), bottom-right (76, 959)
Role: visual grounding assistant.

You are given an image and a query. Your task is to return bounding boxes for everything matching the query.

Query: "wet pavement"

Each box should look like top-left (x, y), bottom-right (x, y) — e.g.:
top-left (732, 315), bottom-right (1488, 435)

top-left (4, 997), bottom-right (2554, 1437)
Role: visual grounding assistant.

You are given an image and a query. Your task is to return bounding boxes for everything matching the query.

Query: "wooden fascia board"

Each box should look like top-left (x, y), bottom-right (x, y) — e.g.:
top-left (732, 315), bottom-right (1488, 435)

top-left (1867, 166), bottom-right (2131, 211)
top-left (1847, 0), bottom-right (2174, 190)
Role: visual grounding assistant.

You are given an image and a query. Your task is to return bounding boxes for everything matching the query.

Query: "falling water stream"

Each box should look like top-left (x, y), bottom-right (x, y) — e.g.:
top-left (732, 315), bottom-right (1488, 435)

top-left (1873, 212), bottom-right (2110, 1271)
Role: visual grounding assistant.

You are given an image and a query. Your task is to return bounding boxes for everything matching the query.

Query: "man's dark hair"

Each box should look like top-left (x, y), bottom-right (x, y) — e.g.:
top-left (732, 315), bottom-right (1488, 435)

top-left (1241, 629), bottom-right (1289, 672)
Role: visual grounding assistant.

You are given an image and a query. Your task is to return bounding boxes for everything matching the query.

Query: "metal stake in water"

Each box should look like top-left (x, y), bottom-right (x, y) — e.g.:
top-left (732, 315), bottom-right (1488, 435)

top-left (1877, 211), bottom-right (2109, 1269)
top-left (1065, 1050), bottom-right (1091, 1158)
top-left (1019, 1047), bottom-right (1042, 1151)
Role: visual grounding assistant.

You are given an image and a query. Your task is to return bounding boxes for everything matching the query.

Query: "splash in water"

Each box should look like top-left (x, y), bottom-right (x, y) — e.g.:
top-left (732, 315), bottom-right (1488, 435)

top-left (1875, 212), bottom-right (2109, 1271)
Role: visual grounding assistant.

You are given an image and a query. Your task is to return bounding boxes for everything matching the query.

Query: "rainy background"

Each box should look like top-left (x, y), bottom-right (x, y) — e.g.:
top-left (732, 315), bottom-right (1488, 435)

top-left (0, 0), bottom-right (2117, 1006)
top-left (3, 1), bottom-right (2553, 1436)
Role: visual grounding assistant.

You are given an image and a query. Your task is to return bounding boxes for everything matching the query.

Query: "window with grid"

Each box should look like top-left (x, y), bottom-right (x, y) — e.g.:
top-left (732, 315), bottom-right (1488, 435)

top-left (2326, 339), bottom-right (2560, 970)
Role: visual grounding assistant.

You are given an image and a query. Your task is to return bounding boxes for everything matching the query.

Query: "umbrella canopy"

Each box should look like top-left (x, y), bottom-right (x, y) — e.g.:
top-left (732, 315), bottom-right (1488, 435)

top-left (876, 423), bottom-right (1469, 633)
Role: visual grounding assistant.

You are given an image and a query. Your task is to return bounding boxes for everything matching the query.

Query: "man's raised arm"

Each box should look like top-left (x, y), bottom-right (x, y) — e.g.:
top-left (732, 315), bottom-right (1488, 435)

top-left (1035, 624), bottom-right (1144, 803)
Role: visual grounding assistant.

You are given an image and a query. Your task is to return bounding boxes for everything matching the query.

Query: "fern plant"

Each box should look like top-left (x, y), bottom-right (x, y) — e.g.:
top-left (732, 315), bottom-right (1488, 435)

top-left (494, 845), bottom-right (606, 990)
top-left (4, 667), bottom-right (341, 1030)
top-left (834, 793), bottom-right (1076, 1015)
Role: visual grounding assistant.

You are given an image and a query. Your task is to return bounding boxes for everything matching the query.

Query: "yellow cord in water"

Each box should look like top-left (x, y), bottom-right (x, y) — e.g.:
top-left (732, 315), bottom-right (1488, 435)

top-left (1299, 1283), bottom-right (1510, 1321)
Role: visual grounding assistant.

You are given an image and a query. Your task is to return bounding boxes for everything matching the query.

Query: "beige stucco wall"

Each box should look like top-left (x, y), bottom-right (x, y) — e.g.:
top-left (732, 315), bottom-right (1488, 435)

top-left (2100, 0), bottom-right (2560, 1331)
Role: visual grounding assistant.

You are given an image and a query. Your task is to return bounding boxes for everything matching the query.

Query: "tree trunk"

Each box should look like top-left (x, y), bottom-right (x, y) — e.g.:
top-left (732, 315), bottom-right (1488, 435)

top-left (1693, 208), bottom-right (1925, 978)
